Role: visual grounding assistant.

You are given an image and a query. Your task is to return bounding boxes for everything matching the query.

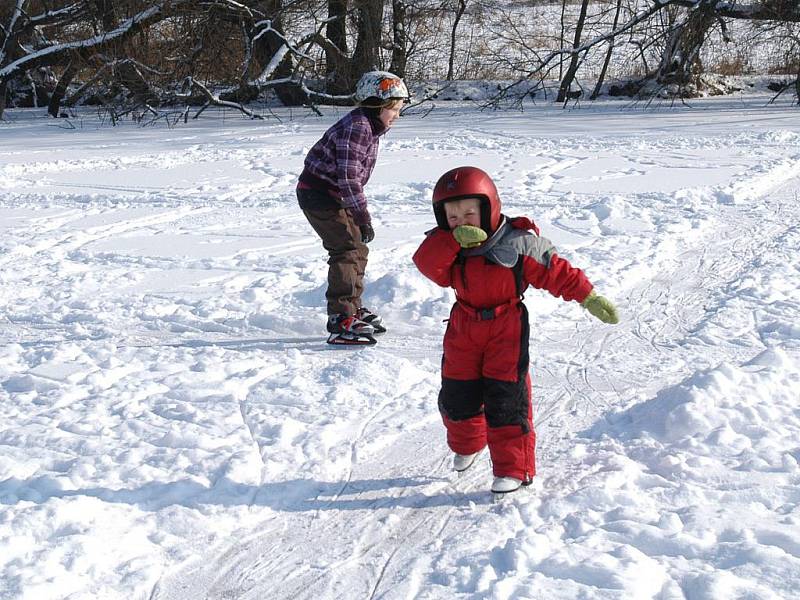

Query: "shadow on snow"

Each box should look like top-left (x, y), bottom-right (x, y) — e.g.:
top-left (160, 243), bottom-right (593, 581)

top-left (0, 473), bottom-right (493, 510)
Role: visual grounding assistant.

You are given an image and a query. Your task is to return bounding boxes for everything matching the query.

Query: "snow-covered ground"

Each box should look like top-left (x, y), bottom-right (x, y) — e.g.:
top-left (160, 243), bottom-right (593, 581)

top-left (1, 94), bottom-right (800, 600)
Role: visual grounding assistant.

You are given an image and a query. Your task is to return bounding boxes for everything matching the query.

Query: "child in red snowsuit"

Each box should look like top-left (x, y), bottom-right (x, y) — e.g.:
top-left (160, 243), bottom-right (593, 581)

top-left (412, 166), bottom-right (619, 494)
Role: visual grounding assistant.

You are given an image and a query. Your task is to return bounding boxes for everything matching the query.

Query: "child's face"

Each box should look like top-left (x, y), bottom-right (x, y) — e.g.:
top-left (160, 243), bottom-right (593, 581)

top-left (444, 198), bottom-right (482, 229)
top-left (379, 100), bottom-right (403, 129)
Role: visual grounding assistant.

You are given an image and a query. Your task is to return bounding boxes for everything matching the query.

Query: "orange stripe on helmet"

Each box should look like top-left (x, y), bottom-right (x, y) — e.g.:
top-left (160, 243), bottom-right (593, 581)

top-left (378, 78), bottom-right (401, 92)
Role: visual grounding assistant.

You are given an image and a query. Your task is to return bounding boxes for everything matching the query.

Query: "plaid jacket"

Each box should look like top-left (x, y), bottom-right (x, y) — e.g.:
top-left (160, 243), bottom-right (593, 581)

top-left (300, 108), bottom-right (386, 225)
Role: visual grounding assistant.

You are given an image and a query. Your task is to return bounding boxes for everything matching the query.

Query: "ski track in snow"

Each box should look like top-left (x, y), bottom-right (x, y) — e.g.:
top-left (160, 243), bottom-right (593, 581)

top-left (2, 100), bottom-right (800, 600)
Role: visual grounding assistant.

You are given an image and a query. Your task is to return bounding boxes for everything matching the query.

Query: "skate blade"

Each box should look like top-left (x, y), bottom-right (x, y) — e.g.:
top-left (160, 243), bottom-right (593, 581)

top-left (491, 489), bottom-right (520, 502)
top-left (491, 481), bottom-right (532, 502)
top-left (327, 332), bottom-right (377, 346)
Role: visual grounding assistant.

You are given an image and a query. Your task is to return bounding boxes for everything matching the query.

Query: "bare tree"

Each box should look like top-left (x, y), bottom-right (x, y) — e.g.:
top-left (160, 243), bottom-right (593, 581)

top-left (591, 0), bottom-right (624, 100)
top-left (353, 0), bottom-right (384, 74)
top-left (248, 0), bottom-right (308, 105)
top-left (655, 0), bottom-right (718, 89)
top-left (559, 0), bottom-right (568, 81)
top-left (390, 0), bottom-right (409, 76)
top-left (325, 0), bottom-right (350, 95)
top-left (557, 0), bottom-right (591, 103)
top-left (447, 0), bottom-right (467, 80)
top-left (5, 0), bottom-right (800, 120)
top-left (487, 0), bottom-right (800, 106)
top-left (0, 0), bottom-right (28, 118)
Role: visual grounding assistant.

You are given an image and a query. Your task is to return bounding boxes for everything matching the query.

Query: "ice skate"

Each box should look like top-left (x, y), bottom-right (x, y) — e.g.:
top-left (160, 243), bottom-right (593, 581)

top-left (453, 451), bottom-right (480, 474)
top-left (491, 476), bottom-right (531, 501)
top-left (326, 314), bottom-right (376, 346)
top-left (356, 307), bottom-right (386, 334)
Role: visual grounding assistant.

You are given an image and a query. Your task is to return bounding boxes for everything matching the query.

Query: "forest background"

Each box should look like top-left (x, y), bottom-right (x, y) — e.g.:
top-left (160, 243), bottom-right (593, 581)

top-left (1, 0), bottom-right (800, 123)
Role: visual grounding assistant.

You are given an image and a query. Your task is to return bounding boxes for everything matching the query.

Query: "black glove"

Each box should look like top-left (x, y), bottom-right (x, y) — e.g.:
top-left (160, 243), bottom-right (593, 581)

top-left (360, 223), bottom-right (375, 244)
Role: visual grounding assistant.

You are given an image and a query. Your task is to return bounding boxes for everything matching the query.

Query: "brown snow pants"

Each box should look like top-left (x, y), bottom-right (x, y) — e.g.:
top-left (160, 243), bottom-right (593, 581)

top-left (298, 189), bottom-right (368, 317)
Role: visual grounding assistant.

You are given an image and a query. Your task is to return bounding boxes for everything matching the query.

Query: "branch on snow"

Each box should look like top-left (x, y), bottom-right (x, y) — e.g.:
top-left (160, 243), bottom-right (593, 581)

top-left (187, 78), bottom-right (264, 120)
top-left (28, 3), bottom-right (87, 28)
top-left (247, 20), bottom-right (318, 86)
top-left (241, 14), bottom-right (352, 107)
top-left (202, 0), bottom-right (255, 19)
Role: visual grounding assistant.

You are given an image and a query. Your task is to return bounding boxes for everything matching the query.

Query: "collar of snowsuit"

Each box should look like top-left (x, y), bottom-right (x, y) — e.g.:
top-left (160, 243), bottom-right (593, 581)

top-left (459, 216), bottom-right (523, 268)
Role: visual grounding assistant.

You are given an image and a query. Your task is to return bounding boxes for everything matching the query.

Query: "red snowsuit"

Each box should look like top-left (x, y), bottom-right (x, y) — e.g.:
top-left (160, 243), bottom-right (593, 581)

top-left (413, 216), bottom-right (593, 481)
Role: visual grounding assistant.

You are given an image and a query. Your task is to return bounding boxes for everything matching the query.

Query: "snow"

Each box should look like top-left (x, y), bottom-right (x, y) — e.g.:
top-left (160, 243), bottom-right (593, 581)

top-left (2, 93), bottom-right (800, 599)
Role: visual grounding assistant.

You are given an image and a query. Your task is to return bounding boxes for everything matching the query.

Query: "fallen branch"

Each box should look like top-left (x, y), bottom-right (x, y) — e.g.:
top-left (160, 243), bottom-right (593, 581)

top-left (188, 78), bottom-right (264, 119)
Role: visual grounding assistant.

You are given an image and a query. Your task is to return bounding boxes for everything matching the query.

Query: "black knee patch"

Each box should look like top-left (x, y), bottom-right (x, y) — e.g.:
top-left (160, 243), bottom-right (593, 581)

top-left (438, 377), bottom-right (483, 421)
top-left (482, 377), bottom-right (530, 432)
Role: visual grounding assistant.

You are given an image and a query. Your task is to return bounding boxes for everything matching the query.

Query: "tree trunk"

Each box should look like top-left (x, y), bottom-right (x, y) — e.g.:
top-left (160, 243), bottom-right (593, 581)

top-left (796, 64), bottom-right (800, 105)
top-left (559, 0), bottom-right (567, 81)
top-left (325, 0), bottom-right (349, 95)
top-left (115, 60), bottom-right (156, 105)
top-left (590, 0), bottom-right (622, 100)
top-left (655, 0), bottom-right (716, 88)
top-left (48, 58), bottom-right (78, 117)
top-left (0, 79), bottom-right (7, 120)
top-left (557, 0), bottom-right (590, 103)
top-left (447, 0), bottom-right (467, 81)
top-left (1, 0), bottom-right (27, 118)
top-left (353, 0), bottom-right (384, 77)
top-left (390, 0), bottom-right (407, 77)
top-left (92, 0), bottom-right (118, 30)
top-left (252, 0), bottom-right (307, 106)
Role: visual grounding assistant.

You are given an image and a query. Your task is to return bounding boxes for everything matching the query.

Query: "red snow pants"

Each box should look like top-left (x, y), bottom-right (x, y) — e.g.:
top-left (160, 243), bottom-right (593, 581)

top-left (439, 301), bottom-right (535, 481)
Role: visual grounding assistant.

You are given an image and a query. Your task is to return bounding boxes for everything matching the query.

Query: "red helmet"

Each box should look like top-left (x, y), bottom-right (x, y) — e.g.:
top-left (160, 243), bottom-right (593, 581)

top-left (432, 166), bottom-right (501, 232)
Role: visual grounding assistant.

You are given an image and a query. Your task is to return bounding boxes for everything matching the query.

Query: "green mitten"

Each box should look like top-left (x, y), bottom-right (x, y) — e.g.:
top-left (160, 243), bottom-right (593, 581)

top-left (581, 291), bottom-right (619, 324)
top-left (453, 225), bottom-right (488, 249)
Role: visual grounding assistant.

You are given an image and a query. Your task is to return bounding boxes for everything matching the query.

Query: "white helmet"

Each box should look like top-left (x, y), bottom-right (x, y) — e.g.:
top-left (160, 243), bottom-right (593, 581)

top-left (355, 71), bottom-right (409, 106)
